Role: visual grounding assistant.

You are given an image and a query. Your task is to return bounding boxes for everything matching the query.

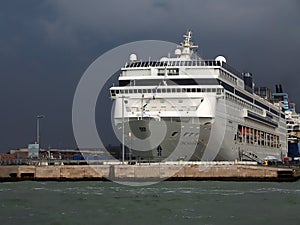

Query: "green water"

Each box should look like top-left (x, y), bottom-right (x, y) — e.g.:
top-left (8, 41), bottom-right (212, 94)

top-left (0, 181), bottom-right (299, 225)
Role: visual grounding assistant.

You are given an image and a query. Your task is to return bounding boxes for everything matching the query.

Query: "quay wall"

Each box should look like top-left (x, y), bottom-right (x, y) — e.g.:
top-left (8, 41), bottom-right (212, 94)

top-left (0, 164), bottom-right (298, 181)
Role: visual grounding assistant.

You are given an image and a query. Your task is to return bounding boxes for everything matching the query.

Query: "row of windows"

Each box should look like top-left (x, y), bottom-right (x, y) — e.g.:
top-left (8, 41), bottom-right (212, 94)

top-left (124, 60), bottom-right (243, 83)
top-left (125, 99), bottom-right (198, 113)
top-left (125, 60), bottom-right (223, 68)
top-left (247, 111), bottom-right (278, 128)
top-left (225, 93), bottom-right (263, 115)
top-left (157, 68), bottom-right (179, 76)
top-left (126, 61), bottom-right (167, 68)
top-left (119, 78), bottom-right (219, 87)
top-left (222, 81), bottom-right (282, 119)
top-left (236, 125), bottom-right (280, 148)
top-left (111, 87), bottom-right (224, 96)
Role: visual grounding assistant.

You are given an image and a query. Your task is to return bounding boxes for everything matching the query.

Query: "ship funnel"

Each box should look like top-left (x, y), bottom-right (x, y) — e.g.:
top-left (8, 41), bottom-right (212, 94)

top-left (275, 84), bottom-right (279, 93)
top-left (275, 84), bottom-right (283, 93)
top-left (279, 84), bottom-right (283, 93)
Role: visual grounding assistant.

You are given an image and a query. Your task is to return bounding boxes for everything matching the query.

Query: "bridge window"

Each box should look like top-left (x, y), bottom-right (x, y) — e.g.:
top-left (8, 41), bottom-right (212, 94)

top-left (167, 68), bottom-right (179, 75)
top-left (158, 69), bottom-right (165, 76)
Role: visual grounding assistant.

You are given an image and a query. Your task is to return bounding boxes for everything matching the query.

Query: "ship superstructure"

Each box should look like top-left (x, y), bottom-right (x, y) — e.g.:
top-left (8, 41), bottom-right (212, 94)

top-left (110, 31), bottom-right (287, 162)
top-left (286, 104), bottom-right (300, 158)
top-left (272, 85), bottom-right (300, 158)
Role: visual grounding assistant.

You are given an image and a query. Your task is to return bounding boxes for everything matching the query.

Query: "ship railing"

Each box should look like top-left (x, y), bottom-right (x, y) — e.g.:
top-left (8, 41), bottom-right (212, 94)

top-left (125, 60), bottom-right (222, 68)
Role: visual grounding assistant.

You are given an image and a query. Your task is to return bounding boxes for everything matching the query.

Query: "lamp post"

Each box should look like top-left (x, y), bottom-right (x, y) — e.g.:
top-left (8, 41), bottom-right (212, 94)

top-left (128, 131), bottom-right (132, 162)
top-left (36, 115), bottom-right (45, 148)
top-left (120, 96), bottom-right (129, 164)
top-left (122, 96), bottom-right (125, 164)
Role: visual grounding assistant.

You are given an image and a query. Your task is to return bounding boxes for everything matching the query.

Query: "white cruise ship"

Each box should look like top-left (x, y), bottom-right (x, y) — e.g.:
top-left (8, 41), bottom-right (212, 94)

top-left (109, 31), bottom-right (287, 162)
top-left (285, 102), bottom-right (300, 158)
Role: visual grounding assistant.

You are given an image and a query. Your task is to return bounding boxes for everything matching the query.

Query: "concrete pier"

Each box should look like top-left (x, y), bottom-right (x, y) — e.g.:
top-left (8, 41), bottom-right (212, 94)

top-left (0, 163), bottom-right (299, 182)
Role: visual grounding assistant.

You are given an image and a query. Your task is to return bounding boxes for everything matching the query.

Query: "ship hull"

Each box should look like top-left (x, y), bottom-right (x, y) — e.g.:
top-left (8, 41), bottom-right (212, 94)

top-left (114, 98), bottom-right (286, 162)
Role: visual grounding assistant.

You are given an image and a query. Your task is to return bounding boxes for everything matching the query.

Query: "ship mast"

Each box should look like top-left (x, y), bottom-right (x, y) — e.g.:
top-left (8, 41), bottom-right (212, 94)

top-left (178, 30), bottom-right (198, 60)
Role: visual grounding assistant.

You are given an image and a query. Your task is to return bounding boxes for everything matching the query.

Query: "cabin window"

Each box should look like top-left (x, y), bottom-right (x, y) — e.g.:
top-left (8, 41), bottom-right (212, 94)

top-left (158, 69), bottom-right (165, 76)
top-left (167, 68), bottom-right (179, 75)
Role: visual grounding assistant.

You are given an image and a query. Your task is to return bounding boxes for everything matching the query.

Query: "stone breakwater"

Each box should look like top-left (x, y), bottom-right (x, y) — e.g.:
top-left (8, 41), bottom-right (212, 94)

top-left (0, 164), bottom-right (299, 181)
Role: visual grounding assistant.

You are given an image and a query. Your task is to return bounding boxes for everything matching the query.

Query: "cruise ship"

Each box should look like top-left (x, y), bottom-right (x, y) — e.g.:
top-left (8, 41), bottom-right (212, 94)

top-left (109, 31), bottom-right (287, 162)
top-left (286, 105), bottom-right (300, 158)
top-left (272, 85), bottom-right (300, 158)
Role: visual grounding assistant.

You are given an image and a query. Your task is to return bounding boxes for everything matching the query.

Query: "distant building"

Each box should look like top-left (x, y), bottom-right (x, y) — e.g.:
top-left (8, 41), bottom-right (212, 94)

top-left (0, 145), bottom-right (123, 165)
top-left (28, 144), bottom-right (39, 158)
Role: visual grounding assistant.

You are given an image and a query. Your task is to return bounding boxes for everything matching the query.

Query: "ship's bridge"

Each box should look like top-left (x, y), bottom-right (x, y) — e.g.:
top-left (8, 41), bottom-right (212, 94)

top-left (122, 59), bottom-right (242, 79)
top-left (119, 30), bottom-right (244, 90)
top-left (118, 58), bottom-right (243, 91)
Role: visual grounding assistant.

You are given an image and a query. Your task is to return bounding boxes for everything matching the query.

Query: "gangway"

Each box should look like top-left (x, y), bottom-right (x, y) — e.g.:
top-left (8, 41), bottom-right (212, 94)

top-left (242, 151), bottom-right (264, 164)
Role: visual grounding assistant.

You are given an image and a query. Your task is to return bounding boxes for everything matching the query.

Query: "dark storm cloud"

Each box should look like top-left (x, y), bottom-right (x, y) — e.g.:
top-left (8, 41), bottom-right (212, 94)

top-left (0, 0), bottom-right (299, 152)
top-left (46, 0), bottom-right (300, 95)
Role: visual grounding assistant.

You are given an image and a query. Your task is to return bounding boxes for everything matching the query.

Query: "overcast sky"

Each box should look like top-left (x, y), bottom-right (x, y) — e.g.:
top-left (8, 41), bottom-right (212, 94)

top-left (1, 0), bottom-right (299, 152)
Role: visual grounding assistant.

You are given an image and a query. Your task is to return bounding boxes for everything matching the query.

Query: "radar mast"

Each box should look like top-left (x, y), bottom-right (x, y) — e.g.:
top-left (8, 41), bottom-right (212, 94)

top-left (178, 30), bottom-right (198, 59)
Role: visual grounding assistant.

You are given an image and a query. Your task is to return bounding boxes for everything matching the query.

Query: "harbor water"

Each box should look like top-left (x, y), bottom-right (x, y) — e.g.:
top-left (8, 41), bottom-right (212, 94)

top-left (0, 181), bottom-right (299, 225)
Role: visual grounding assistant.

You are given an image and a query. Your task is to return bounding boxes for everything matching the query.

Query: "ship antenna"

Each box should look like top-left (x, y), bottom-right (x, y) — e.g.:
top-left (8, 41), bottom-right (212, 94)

top-left (178, 30), bottom-right (198, 60)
